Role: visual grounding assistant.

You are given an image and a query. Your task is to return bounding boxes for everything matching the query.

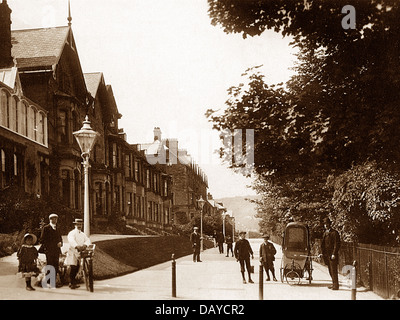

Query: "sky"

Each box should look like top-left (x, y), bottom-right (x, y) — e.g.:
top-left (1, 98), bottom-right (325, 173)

top-left (9, 0), bottom-right (297, 199)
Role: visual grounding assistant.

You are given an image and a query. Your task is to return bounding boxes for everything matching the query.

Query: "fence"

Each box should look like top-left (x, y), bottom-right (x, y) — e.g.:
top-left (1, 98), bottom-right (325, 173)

top-left (337, 242), bottom-right (400, 299)
top-left (271, 233), bottom-right (400, 299)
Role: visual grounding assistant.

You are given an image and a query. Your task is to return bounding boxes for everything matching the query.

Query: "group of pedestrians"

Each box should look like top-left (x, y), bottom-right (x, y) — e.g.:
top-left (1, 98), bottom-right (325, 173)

top-left (190, 217), bottom-right (341, 290)
top-left (190, 227), bottom-right (278, 284)
top-left (17, 214), bottom-right (91, 291)
top-left (234, 231), bottom-right (278, 284)
top-left (211, 230), bottom-right (234, 257)
top-left (18, 215), bottom-right (340, 292)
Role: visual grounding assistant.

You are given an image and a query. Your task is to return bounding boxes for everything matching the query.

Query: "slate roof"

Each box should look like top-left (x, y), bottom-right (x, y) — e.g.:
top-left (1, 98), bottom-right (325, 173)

top-left (11, 26), bottom-right (70, 69)
top-left (84, 72), bottom-right (103, 98)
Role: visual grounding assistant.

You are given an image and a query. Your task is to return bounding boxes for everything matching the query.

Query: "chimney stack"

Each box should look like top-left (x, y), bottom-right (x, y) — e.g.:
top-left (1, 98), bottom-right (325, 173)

top-left (154, 127), bottom-right (162, 141)
top-left (0, 0), bottom-right (13, 69)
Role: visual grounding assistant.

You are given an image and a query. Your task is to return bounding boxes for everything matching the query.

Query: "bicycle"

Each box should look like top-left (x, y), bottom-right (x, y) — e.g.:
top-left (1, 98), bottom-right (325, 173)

top-left (79, 244), bottom-right (96, 292)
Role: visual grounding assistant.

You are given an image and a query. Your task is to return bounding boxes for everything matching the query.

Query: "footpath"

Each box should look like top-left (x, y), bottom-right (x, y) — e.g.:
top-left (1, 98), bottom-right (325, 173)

top-left (0, 236), bottom-right (382, 300)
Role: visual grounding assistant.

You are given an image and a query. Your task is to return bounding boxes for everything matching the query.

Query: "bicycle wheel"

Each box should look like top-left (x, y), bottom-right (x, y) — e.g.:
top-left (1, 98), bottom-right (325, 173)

top-left (87, 258), bottom-right (94, 292)
top-left (82, 259), bottom-right (93, 292)
top-left (82, 259), bottom-right (89, 291)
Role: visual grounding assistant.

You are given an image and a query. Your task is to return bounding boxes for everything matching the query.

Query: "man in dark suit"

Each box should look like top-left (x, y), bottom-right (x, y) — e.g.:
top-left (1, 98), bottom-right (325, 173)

top-left (321, 217), bottom-right (341, 290)
top-left (234, 231), bottom-right (254, 284)
top-left (225, 234), bottom-right (234, 257)
top-left (259, 234), bottom-right (277, 281)
top-left (190, 227), bottom-right (202, 262)
top-left (216, 231), bottom-right (225, 254)
top-left (40, 213), bottom-right (63, 287)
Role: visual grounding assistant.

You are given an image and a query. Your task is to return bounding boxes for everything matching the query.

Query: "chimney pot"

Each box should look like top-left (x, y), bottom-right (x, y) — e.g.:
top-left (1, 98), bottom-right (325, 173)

top-left (154, 127), bottom-right (162, 141)
top-left (0, 0), bottom-right (13, 68)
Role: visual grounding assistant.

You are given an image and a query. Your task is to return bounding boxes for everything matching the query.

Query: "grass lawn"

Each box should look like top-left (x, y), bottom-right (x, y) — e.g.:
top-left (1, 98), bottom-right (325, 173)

top-left (93, 235), bottom-right (198, 280)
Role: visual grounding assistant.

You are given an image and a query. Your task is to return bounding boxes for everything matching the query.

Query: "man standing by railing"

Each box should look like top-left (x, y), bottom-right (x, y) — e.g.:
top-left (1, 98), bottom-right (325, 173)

top-left (322, 217), bottom-right (341, 290)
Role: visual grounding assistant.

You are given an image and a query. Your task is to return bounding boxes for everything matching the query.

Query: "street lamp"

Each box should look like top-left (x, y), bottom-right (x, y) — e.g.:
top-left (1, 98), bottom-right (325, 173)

top-left (197, 195), bottom-right (206, 251)
top-left (222, 213), bottom-right (226, 238)
top-left (222, 212), bottom-right (228, 238)
top-left (73, 115), bottom-right (100, 237)
top-left (231, 216), bottom-right (236, 241)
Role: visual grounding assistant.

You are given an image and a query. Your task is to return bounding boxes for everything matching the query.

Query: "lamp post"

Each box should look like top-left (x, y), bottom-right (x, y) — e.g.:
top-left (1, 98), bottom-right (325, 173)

top-left (222, 213), bottom-right (226, 238)
top-left (73, 116), bottom-right (100, 237)
top-left (232, 216), bottom-right (236, 241)
top-left (197, 195), bottom-right (205, 251)
top-left (222, 212), bottom-right (229, 238)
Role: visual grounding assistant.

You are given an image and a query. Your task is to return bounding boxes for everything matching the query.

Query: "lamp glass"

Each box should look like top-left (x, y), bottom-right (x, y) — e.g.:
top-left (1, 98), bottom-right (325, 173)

top-left (73, 117), bottom-right (99, 155)
top-left (197, 196), bottom-right (205, 209)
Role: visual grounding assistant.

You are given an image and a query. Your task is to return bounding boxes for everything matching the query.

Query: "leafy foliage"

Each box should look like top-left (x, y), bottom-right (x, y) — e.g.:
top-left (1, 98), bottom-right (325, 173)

top-left (327, 162), bottom-right (400, 244)
top-left (208, 0), bottom-right (400, 165)
top-left (174, 210), bottom-right (224, 238)
top-left (207, 0), bottom-right (400, 245)
top-left (0, 186), bottom-right (81, 237)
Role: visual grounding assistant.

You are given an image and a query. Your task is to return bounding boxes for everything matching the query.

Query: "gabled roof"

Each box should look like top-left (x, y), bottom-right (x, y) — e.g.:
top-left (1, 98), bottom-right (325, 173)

top-left (0, 67), bottom-right (18, 89)
top-left (11, 26), bottom-right (70, 69)
top-left (84, 72), bottom-right (103, 98)
top-left (106, 85), bottom-right (121, 119)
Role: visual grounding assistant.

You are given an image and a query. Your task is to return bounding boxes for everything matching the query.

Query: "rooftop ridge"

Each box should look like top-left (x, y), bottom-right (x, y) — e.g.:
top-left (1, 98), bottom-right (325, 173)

top-left (11, 25), bottom-right (70, 33)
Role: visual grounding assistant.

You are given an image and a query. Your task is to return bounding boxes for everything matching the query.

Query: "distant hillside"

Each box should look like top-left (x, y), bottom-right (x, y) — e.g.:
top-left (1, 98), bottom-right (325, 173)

top-left (215, 195), bottom-right (261, 232)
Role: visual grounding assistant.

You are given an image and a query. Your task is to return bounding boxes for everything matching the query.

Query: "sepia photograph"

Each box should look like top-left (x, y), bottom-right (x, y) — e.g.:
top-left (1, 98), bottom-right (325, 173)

top-left (0, 0), bottom-right (399, 308)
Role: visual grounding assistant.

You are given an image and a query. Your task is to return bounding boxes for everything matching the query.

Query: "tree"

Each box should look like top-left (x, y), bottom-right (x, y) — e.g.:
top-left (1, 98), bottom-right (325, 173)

top-left (206, 60), bottom-right (332, 238)
top-left (327, 161), bottom-right (400, 244)
top-left (207, 66), bottom-right (312, 176)
top-left (0, 185), bottom-right (80, 236)
top-left (207, 0), bottom-right (400, 244)
top-left (208, 0), bottom-right (400, 165)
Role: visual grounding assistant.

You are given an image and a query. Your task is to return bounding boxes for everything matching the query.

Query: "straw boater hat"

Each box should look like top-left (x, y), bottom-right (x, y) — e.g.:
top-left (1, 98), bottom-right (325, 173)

top-left (73, 218), bottom-right (84, 224)
top-left (49, 213), bottom-right (58, 219)
top-left (193, 226), bottom-right (199, 230)
top-left (23, 233), bottom-right (37, 245)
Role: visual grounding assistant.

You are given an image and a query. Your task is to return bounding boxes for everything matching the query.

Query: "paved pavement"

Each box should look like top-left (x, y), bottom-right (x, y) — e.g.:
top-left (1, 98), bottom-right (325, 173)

top-left (0, 236), bottom-right (383, 300)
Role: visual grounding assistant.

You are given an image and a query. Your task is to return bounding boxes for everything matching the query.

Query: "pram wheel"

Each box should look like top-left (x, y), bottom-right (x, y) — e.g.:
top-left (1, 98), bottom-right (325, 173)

top-left (286, 270), bottom-right (301, 286)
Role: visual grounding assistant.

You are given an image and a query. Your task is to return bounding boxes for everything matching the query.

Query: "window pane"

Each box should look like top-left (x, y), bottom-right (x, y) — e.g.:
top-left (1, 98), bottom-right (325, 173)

top-left (1, 149), bottom-right (5, 172)
top-left (37, 112), bottom-right (44, 144)
top-left (13, 154), bottom-right (17, 176)
top-left (59, 110), bottom-right (67, 143)
top-left (0, 91), bottom-right (7, 127)
top-left (9, 97), bottom-right (17, 132)
top-left (21, 102), bottom-right (27, 136)
top-left (27, 106), bottom-right (35, 139)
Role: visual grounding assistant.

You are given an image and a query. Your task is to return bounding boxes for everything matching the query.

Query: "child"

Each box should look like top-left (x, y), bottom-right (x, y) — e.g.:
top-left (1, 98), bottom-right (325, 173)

top-left (17, 233), bottom-right (39, 291)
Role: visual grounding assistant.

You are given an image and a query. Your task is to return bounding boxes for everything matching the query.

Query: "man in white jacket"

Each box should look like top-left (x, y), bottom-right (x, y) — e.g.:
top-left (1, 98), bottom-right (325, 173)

top-left (65, 219), bottom-right (91, 289)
